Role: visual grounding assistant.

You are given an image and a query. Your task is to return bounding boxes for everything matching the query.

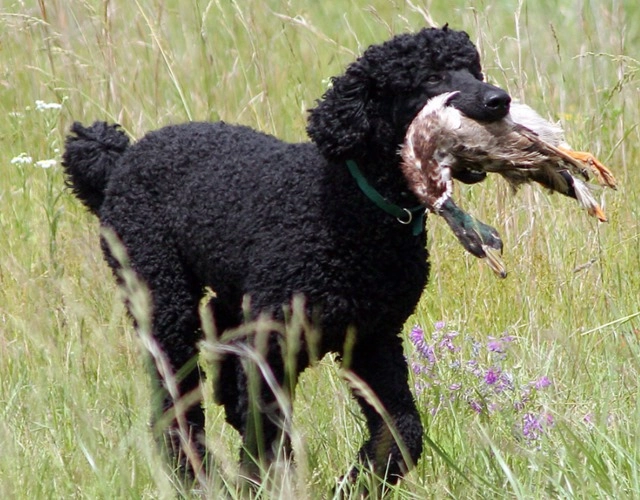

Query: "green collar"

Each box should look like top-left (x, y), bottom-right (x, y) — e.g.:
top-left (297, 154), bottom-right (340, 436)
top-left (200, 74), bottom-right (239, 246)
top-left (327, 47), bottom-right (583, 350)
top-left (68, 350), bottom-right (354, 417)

top-left (346, 160), bottom-right (426, 236)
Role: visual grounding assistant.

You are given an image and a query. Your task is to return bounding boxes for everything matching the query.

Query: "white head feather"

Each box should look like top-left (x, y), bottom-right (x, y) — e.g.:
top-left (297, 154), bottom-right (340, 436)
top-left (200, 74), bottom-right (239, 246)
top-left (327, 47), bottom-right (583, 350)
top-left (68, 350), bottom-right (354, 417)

top-left (509, 102), bottom-right (569, 148)
top-left (414, 91), bottom-right (462, 131)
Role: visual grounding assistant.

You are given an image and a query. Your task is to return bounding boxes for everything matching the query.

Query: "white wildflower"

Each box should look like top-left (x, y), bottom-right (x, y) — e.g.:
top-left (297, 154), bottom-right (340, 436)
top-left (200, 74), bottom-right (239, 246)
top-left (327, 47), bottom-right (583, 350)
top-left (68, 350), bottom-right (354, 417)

top-left (321, 77), bottom-right (333, 90)
top-left (35, 100), bottom-right (62, 111)
top-left (36, 159), bottom-right (57, 169)
top-left (11, 153), bottom-right (33, 165)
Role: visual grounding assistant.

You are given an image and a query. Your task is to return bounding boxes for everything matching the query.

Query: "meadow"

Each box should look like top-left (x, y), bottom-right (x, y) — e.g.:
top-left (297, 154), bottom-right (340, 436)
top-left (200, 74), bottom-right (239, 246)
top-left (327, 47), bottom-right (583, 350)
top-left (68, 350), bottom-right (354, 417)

top-left (1, 0), bottom-right (639, 497)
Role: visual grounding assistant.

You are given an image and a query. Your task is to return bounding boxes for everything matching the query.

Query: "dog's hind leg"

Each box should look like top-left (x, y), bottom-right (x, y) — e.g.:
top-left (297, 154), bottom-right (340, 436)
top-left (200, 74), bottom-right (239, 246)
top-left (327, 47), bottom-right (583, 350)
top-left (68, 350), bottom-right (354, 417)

top-left (102, 222), bottom-right (207, 481)
top-left (346, 335), bottom-right (423, 485)
top-left (219, 334), bottom-right (297, 481)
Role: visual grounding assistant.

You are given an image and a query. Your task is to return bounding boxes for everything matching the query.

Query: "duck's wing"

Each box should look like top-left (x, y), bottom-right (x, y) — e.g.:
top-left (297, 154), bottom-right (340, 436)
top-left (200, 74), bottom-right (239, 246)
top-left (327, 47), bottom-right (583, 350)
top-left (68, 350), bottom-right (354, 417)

top-left (450, 118), bottom-right (569, 189)
top-left (510, 125), bottom-right (611, 221)
top-left (509, 102), bottom-right (617, 189)
top-left (514, 124), bottom-right (592, 180)
top-left (450, 116), bottom-right (609, 221)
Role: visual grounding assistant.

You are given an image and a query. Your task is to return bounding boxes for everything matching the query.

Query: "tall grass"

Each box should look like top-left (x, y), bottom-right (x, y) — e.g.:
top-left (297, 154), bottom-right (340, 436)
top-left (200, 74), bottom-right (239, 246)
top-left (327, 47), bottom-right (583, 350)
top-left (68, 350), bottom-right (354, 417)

top-left (1, 0), bottom-right (639, 497)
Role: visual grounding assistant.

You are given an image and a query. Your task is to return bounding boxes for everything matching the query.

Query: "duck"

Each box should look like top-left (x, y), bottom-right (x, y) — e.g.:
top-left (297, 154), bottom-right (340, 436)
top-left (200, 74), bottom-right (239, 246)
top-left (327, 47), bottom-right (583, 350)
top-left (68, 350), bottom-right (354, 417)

top-left (400, 91), bottom-right (617, 277)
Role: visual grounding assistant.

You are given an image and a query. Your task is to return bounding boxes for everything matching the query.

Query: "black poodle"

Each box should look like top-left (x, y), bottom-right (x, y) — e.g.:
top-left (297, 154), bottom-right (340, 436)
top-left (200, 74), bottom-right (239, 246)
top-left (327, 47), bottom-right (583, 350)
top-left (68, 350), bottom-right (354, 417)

top-left (63, 26), bottom-right (510, 484)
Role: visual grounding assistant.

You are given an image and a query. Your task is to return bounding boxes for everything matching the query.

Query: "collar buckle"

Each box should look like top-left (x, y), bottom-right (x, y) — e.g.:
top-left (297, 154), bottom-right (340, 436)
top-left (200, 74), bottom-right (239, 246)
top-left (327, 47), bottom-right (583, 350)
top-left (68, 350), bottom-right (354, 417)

top-left (346, 160), bottom-right (425, 236)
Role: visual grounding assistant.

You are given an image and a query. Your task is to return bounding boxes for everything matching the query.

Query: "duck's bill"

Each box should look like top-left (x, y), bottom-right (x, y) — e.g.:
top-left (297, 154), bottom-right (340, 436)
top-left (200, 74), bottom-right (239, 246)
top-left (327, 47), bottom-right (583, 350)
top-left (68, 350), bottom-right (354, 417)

top-left (482, 245), bottom-right (507, 279)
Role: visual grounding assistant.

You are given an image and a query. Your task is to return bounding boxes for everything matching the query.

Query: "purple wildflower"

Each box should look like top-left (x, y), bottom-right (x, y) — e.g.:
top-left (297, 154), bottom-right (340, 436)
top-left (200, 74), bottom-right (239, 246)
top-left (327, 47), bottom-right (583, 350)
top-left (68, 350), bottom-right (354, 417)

top-left (469, 400), bottom-right (483, 413)
top-left (426, 345), bottom-right (436, 364)
top-left (414, 380), bottom-right (430, 396)
top-left (534, 376), bottom-right (551, 390)
top-left (522, 412), bottom-right (545, 441)
top-left (496, 371), bottom-right (514, 393)
top-left (484, 367), bottom-right (501, 385)
top-left (410, 325), bottom-right (436, 363)
top-left (487, 338), bottom-right (504, 353)
top-left (409, 325), bottom-right (425, 345)
top-left (409, 322), bottom-right (555, 439)
top-left (466, 359), bottom-right (482, 377)
top-left (514, 387), bottom-right (531, 411)
top-left (439, 331), bottom-right (460, 353)
top-left (411, 361), bottom-right (423, 375)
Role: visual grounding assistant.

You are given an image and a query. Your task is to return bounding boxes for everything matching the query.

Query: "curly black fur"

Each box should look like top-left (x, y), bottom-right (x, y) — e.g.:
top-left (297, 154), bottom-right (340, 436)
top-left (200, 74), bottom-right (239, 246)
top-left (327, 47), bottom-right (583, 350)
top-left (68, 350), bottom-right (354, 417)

top-left (62, 26), bottom-right (510, 485)
top-left (63, 122), bottom-right (129, 213)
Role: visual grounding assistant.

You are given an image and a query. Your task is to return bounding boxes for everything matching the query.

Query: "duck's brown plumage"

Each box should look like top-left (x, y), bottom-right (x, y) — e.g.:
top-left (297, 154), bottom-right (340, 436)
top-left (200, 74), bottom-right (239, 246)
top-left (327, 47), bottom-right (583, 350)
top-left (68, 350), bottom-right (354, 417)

top-left (400, 92), bottom-right (617, 275)
top-left (402, 92), bottom-right (616, 220)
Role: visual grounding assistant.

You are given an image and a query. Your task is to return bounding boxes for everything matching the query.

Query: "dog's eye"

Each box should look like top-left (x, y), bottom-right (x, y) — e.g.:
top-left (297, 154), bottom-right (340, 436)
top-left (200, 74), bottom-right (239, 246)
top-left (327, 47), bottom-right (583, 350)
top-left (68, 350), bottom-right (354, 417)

top-left (425, 74), bottom-right (443, 84)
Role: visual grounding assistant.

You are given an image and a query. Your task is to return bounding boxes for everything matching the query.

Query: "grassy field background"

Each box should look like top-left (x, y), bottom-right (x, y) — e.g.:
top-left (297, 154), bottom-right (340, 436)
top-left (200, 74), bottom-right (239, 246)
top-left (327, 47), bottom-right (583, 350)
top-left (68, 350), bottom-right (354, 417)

top-left (1, 0), bottom-right (639, 497)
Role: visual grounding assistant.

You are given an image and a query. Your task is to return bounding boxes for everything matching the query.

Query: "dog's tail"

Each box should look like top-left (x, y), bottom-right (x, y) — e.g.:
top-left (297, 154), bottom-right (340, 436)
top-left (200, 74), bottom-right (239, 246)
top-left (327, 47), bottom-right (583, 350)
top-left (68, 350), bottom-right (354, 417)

top-left (62, 121), bottom-right (130, 215)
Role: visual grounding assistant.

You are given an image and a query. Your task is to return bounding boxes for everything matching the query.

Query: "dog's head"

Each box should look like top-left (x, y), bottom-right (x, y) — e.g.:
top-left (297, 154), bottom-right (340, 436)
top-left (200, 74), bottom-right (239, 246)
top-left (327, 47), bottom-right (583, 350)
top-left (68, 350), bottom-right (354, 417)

top-left (307, 26), bottom-right (510, 173)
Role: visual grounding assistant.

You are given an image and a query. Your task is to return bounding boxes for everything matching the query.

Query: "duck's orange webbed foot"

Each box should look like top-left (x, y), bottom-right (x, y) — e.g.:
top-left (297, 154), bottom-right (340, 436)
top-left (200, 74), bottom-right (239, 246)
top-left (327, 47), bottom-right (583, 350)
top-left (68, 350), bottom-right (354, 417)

top-left (559, 148), bottom-right (617, 189)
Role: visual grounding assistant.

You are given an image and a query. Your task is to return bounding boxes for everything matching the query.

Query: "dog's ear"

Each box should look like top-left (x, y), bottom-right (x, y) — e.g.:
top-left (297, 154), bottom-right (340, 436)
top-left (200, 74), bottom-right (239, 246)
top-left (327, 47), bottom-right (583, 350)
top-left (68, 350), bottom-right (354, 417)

top-left (306, 69), bottom-right (371, 162)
